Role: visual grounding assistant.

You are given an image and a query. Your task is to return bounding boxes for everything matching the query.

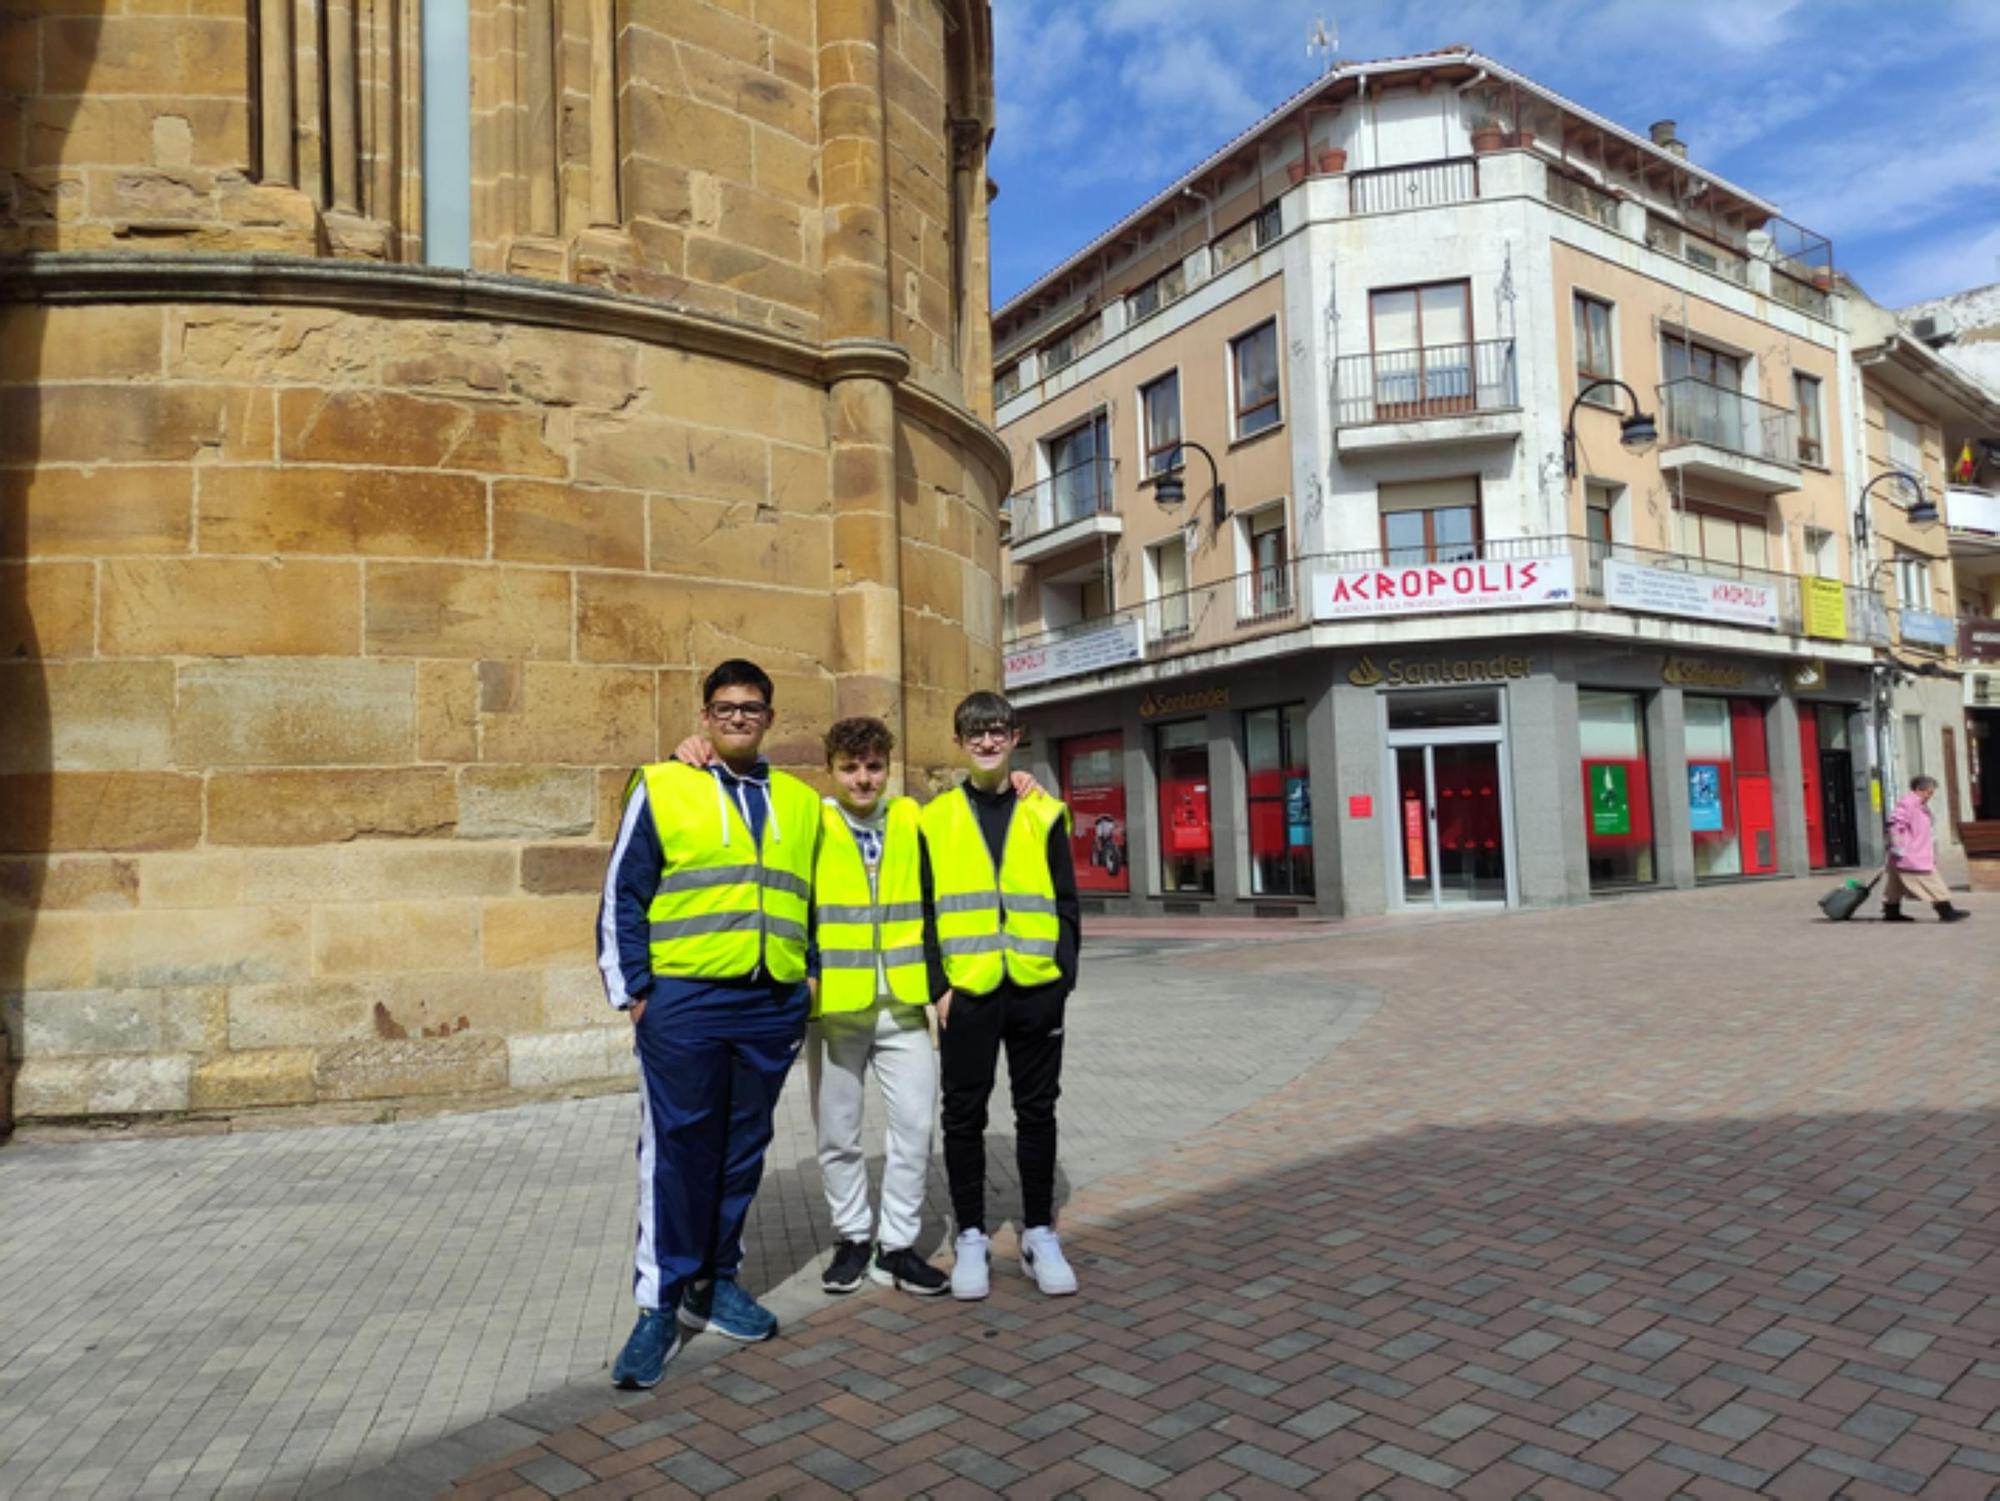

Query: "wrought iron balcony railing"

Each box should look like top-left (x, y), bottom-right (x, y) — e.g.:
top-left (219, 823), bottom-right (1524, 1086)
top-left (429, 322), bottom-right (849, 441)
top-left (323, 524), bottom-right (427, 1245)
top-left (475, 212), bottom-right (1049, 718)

top-left (1657, 377), bottom-right (1799, 469)
top-left (1005, 457), bottom-right (1117, 545)
top-left (1334, 338), bottom-right (1519, 427)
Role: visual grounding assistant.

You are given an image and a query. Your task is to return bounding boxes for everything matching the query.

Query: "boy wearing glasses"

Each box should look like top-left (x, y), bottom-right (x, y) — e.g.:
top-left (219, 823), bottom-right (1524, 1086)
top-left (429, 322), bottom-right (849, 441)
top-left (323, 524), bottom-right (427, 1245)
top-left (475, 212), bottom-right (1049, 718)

top-left (598, 659), bottom-right (821, 1389)
top-left (922, 690), bottom-right (1082, 1300)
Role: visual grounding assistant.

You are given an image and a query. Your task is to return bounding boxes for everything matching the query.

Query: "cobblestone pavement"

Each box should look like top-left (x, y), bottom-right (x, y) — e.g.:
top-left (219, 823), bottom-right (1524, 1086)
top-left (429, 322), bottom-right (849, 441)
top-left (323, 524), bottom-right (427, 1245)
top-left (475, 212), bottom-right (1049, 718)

top-left (0, 932), bottom-right (1371, 1501)
top-left (433, 883), bottom-right (1999, 1499)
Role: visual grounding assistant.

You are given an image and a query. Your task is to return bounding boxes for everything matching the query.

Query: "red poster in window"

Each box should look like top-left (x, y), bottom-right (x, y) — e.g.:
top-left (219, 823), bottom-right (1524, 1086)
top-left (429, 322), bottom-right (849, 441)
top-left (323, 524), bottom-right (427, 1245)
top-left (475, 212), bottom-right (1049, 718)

top-left (1162, 777), bottom-right (1212, 857)
top-left (1060, 732), bottom-right (1128, 893)
top-left (1402, 789), bottom-right (1427, 879)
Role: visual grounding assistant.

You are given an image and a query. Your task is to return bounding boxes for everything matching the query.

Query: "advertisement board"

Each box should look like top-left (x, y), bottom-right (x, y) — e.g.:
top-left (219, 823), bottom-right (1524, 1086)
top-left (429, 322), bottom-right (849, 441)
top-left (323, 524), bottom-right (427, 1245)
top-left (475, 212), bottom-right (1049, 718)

top-left (1060, 732), bottom-right (1128, 894)
top-left (1313, 556), bottom-right (1576, 620)
top-left (1603, 560), bottom-right (1780, 630)
top-left (1004, 618), bottom-right (1143, 689)
top-left (1961, 617), bottom-right (2000, 663)
top-left (1899, 609), bottom-right (1955, 650)
top-left (1801, 576), bottom-right (1848, 641)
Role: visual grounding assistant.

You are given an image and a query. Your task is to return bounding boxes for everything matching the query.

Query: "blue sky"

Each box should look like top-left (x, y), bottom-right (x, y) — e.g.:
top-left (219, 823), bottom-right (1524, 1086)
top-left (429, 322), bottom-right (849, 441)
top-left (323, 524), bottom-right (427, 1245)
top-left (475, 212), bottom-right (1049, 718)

top-left (989, 0), bottom-right (2000, 312)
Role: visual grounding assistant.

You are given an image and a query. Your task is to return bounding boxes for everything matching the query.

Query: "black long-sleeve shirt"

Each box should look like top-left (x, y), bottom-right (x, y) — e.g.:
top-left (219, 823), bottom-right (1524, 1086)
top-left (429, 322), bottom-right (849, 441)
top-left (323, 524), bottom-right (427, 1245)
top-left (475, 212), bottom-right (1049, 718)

top-left (959, 779), bottom-right (1081, 995)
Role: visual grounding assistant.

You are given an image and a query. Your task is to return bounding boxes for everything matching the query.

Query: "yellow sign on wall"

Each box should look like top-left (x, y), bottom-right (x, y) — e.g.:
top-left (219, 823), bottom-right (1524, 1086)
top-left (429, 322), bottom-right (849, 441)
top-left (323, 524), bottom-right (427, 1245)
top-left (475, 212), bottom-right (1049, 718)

top-left (1803, 576), bottom-right (1848, 641)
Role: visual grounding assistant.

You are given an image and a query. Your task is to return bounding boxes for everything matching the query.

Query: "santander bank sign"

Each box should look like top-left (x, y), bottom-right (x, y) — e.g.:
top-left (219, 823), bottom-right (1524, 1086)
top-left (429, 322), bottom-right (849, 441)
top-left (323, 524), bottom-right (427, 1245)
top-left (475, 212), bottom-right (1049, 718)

top-left (1312, 555), bottom-right (1577, 621)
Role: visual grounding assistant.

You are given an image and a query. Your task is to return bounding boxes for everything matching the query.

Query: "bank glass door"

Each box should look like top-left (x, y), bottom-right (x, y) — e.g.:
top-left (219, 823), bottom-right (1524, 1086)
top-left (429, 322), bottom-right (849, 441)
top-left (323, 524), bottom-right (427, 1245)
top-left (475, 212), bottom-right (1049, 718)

top-left (1386, 690), bottom-right (1513, 909)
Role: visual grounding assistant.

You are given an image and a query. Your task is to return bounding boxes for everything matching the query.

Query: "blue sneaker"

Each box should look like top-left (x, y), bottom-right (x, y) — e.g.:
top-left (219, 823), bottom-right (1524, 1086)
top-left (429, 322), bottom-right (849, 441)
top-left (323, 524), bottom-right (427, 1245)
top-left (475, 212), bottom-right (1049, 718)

top-left (677, 1278), bottom-right (778, 1343)
top-left (611, 1308), bottom-right (679, 1389)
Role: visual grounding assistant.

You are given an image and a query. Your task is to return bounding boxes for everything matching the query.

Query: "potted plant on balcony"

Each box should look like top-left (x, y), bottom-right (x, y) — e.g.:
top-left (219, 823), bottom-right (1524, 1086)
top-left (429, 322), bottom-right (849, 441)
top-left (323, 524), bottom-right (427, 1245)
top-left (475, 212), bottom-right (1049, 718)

top-left (1316, 146), bottom-right (1348, 174)
top-left (1471, 118), bottom-right (1505, 153)
top-left (1287, 156), bottom-right (1309, 184)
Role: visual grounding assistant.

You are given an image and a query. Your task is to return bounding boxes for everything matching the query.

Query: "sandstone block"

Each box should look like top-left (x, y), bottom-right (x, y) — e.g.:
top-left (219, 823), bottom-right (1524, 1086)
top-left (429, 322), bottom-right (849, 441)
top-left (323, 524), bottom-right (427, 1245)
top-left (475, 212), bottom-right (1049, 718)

top-left (507, 1028), bottom-right (627, 1089)
top-left (0, 304), bottom-right (162, 383)
top-left (313, 1034), bottom-right (508, 1100)
top-left (42, 15), bottom-right (247, 94)
top-left (169, 307), bottom-right (358, 383)
top-left (94, 906), bottom-right (308, 989)
top-left (496, 328), bottom-right (641, 411)
top-left (0, 911), bottom-right (94, 988)
top-left (190, 1048), bottom-right (317, 1110)
top-left (417, 661), bottom-right (479, 762)
top-left (1, 772), bottom-right (204, 853)
top-left (576, 573), bottom-right (692, 666)
top-left (242, 842), bottom-right (514, 904)
top-left (573, 414), bottom-right (768, 502)
top-left (480, 895), bottom-right (597, 969)
top-left (596, 767), bottom-right (636, 839)
top-left (0, 467), bottom-right (190, 558)
top-left (492, 481), bottom-right (645, 570)
top-left (0, 661), bottom-right (175, 774)
top-left (205, 768), bottom-right (455, 846)
top-left (277, 387), bottom-right (455, 465)
top-left (1, 562), bottom-right (94, 658)
top-left (198, 468), bottom-right (487, 558)
top-left (521, 844), bottom-right (609, 895)
top-left (649, 498), bottom-right (830, 589)
top-left (0, 856), bottom-right (139, 912)
top-left (543, 964), bottom-right (619, 1030)
top-left (751, 124), bottom-right (819, 206)
top-left (682, 579), bottom-right (835, 671)
top-left (678, 43), bottom-right (815, 142)
top-left (366, 564), bottom-right (572, 661)
top-left (716, 180), bottom-right (809, 264)
top-left (0, 384), bottom-right (253, 465)
top-left (101, 558), bottom-right (361, 656)
top-left (622, 85), bottom-right (753, 187)
top-left (768, 444), bottom-right (831, 517)
top-left (228, 971), bottom-right (540, 1049)
top-left (441, 405), bottom-right (568, 478)
top-left (902, 609), bottom-right (971, 695)
top-left (174, 659), bottom-right (415, 767)
top-left (684, 238), bottom-right (819, 316)
top-left (900, 540), bottom-right (965, 618)
top-left (14, 986), bottom-right (224, 1056)
top-left (138, 852), bottom-right (245, 908)
top-left (832, 510), bottom-right (898, 586)
top-left (313, 899), bottom-right (480, 976)
top-left (457, 766), bottom-right (595, 839)
top-left (478, 663), bottom-right (656, 766)
top-left (14, 1053), bottom-right (192, 1118)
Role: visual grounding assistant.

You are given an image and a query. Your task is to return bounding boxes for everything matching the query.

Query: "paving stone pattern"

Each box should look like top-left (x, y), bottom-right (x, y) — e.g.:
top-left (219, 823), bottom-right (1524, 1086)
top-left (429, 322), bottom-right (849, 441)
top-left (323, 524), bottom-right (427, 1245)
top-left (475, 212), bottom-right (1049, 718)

top-left (0, 933), bottom-right (1365, 1500)
top-left (437, 884), bottom-right (1999, 1498)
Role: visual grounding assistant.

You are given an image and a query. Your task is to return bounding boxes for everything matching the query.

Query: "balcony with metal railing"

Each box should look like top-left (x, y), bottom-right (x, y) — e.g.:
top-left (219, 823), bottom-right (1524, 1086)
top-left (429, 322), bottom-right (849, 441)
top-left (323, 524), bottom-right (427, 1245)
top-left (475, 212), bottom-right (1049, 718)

top-left (1346, 156), bottom-right (1481, 216)
top-left (1333, 338), bottom-right (1521, 452)
top-left (1656, 377), bottom-right (1802, 494)
top-left (1002, 536), bottom-right (1886, 693)
top-left (1005, 457), bottom-right (1121, 563)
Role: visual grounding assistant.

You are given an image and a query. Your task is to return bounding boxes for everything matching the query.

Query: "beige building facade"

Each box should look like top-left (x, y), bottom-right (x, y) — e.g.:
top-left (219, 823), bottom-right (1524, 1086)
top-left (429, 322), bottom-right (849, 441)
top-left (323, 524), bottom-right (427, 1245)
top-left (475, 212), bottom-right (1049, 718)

top-left (0, 0), bottom-right (1006, 1128)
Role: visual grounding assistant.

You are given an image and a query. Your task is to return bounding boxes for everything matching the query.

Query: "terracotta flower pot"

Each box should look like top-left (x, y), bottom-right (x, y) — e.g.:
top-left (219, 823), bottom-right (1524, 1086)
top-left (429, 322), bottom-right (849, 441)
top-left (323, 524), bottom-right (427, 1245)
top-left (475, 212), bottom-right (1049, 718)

top-left (1287, 158), bottom-right (1308, 185)
top-left (1316, 147), bottom-right (1348, 174)
top-left (1471, 126), bottom-right (1504, 153)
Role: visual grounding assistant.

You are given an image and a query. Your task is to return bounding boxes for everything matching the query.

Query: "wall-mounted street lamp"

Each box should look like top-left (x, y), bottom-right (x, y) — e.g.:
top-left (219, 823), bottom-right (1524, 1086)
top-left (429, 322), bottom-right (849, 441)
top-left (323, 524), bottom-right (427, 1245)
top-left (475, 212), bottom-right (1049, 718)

top-left (1152, 439), bottom-right (1227, 529)
top-left (1852, 468), bottom-right (1938, 548)
top-left (1563, 378), bottom-right (1658, 478)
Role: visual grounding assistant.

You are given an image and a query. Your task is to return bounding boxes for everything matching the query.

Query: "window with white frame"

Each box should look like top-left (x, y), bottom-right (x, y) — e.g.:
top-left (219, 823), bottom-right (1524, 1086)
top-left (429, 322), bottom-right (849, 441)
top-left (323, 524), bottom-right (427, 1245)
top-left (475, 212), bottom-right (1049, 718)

top-left (1900, 714), bottom-right (1925, 780)
top-left (1574, 293), bottom-right (1615, 400)
top-left (1231, 320), bottom-right (1281, 438)
top-left (1886, 406), bottom-right (1925, 476)
top-left (1677, 500), bottom-right (1770, 575)
top-left (1585, 480), bottom-right (1619, 592)
top-left (1803, 525), bottom-right (1837, 580)
top-left (1043, 410), bottom-right (1111, 529)
top-left (1794, 374), bottom-right (1825, 466)
top-left (1894, 552), bottom-right (1932, 612)
top-left (1239, 504), bottom-right (1290, 619)
top-left (1148, 533), bottom-right (1190, 636)
top-left (1140, 370), bottom-right (1181, 476)
top-left (1127, 262), bottom-right (1186, 323)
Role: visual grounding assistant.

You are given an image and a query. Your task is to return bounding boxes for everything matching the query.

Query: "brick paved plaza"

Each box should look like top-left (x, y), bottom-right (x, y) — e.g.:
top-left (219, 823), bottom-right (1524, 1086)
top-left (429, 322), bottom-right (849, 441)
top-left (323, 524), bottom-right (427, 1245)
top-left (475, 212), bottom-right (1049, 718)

top-left (4, 882), bottom-right (1997, 1499)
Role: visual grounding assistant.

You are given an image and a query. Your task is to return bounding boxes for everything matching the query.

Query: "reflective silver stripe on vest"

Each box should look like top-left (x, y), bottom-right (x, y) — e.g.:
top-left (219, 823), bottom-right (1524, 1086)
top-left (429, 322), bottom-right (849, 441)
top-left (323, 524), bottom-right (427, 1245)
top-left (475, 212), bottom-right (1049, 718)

top-left (1001, 894), bottom-right (1058, 916)
top-left (766, 916), bottom-right (808, 944)
top-left (650, 910), bottom-right (759, 941)
top-left (1006, 936), bottom-right (1060, 958)
top-left (880, 943), bottom-right (928, 969)
top-left (761, 869), bottom-right (810, 899)
top-left (815, 903), bottom-right (876, 925)
top-left (935, 892), bottom-right (1000, 914)
top-left (940, 933), bottom-right (1007, 955)
top-left (816, 949), bottom-right (877, 970)
top-left (656, 866), bottom-right (754, 898)
top-left (877, 901), bottom-right (926, 923)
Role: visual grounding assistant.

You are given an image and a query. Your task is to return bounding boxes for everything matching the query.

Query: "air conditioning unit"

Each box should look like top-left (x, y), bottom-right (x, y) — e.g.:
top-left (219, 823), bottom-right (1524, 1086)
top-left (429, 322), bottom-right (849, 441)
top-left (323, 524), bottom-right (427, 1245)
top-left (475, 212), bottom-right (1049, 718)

top-left (1910, 309), bottom-right (1955, 343)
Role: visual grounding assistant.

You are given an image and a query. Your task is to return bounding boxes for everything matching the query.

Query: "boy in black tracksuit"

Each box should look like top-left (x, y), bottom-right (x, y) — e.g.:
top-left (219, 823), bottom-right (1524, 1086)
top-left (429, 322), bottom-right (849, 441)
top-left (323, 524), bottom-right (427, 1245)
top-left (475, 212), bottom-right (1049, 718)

top-left (928, 691), bottom-right (1082, 1299)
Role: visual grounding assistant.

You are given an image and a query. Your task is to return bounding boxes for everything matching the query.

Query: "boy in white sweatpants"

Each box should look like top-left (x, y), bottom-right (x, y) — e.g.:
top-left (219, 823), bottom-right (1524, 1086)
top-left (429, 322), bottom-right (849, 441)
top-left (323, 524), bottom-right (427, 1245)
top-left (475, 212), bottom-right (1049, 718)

top-left (806, 717), bottom-right (951, 1295)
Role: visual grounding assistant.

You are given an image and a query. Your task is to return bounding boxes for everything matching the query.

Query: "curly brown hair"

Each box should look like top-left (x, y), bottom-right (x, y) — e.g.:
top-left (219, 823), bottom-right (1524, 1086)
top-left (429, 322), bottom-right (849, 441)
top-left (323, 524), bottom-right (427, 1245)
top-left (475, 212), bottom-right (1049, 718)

top-left (823, 716), bottom-right (895, 765)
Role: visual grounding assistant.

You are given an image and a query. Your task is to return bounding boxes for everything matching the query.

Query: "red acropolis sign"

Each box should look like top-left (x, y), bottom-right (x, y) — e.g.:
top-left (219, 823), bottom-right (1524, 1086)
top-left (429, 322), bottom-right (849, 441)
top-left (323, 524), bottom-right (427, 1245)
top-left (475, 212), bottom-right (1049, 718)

top-left (1312, 556), bottom-right (1577, 620)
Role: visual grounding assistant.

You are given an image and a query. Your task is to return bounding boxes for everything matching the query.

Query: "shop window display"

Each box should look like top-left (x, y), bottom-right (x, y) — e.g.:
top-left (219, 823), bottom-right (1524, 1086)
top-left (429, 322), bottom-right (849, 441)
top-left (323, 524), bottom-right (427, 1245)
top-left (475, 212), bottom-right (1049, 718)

top-left (1685, 695), bottom-right (1777, 879)
top-left (1060, 731), bottom-right (1128, 894)
top-left (1155, 720), bottom-right (1214, 895)
top-left (1579, 690), bottom-right (1655, 887)
top-left (1244, 705), bottom-right (1312, 897)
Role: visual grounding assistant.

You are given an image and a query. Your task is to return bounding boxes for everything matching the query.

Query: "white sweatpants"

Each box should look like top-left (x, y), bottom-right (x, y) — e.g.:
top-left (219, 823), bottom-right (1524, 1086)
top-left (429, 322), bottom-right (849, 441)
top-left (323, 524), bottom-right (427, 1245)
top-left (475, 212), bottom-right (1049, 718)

top-left (806, 1001), bottom-right (937, 1252)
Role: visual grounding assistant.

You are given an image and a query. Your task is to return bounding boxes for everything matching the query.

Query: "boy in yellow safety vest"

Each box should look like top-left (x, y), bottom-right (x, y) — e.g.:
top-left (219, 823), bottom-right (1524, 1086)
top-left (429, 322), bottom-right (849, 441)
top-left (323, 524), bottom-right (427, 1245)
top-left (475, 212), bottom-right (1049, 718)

top-left (599, 659), bottom-right (822, 1389)
top-left (807, 717), bottom-right (952, 1297)
top-left (923, 690), bottom-right (1082, 1300)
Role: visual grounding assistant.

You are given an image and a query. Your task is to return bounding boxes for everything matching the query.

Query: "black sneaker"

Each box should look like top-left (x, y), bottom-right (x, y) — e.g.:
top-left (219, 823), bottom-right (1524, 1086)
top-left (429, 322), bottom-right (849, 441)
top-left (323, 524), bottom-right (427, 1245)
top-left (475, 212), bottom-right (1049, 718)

top-left (869, 1245), bottom-right (950, 1297)
top-left (823, 1239), bottom-right (872, 1294)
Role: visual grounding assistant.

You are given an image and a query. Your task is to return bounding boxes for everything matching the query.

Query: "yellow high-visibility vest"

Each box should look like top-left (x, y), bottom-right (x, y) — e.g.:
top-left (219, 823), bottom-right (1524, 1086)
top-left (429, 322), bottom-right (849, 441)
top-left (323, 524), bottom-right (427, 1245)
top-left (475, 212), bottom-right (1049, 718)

top-left (919, 785), bottom-right (1069, 993)
top-left (637, 762), bottom-right (819, 984)
top-left (812, 797), bottom-right (930, 1013)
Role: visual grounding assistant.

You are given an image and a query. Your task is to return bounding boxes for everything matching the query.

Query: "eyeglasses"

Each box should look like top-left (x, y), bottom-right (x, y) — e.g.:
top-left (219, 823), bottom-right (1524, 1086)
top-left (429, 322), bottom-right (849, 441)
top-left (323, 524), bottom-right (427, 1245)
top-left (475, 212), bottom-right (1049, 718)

top-left (704, 701), bottom-right (770, 724)
top-left (960, 725), bottom-right (1015, 746)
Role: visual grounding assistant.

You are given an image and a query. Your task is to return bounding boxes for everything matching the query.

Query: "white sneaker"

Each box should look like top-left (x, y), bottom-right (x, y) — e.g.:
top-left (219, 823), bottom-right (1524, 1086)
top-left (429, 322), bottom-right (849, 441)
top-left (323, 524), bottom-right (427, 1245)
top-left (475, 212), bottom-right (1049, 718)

top-left (1020, 1226), bottom-right (1079, 1296)
top-left (950, 1229), bottom-right (990, 1301)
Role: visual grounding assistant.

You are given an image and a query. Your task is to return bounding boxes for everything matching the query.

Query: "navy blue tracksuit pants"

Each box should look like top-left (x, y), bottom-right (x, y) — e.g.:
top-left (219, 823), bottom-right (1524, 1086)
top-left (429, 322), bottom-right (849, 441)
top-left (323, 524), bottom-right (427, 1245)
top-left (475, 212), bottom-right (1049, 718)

top-left (631, 988), bottom-right (805, 1311)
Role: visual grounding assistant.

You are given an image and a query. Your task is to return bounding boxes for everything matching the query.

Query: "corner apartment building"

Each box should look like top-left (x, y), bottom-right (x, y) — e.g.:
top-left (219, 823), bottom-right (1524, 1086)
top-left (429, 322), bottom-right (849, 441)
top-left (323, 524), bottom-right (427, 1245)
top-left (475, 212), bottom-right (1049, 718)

top-left (991, 46), bottom-right (1901, 920)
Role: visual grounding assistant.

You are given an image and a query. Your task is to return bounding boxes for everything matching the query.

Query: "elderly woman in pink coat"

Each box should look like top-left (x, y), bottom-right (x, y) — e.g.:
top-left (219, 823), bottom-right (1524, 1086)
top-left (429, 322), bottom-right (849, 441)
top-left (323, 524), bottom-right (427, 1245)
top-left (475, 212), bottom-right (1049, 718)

top-left (1883, 776), bottom-right (1970, 923)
